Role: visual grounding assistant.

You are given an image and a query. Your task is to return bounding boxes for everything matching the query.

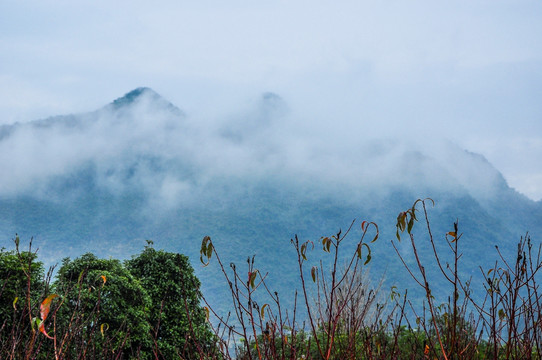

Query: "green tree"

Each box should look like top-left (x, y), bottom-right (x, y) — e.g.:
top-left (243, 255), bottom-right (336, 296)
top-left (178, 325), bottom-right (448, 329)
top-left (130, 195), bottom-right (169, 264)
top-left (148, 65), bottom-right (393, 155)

top-left (126, 244), bottom-right (216, 359)
top-left (54, 253), bottom-right (152, 359)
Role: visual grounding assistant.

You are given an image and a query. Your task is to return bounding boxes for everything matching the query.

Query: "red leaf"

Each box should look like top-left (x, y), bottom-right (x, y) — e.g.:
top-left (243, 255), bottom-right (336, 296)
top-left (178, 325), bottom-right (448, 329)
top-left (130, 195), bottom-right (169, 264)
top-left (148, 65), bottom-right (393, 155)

top-left (40, 294), bottom-right (58, 322)
top-left (39, 321), bottom-right (54, 339)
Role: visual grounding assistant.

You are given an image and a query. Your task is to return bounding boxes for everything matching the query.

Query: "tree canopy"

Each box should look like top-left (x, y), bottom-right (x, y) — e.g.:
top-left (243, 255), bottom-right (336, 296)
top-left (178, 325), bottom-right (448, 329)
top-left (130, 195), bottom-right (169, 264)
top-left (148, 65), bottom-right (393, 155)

top-left (127, 244), bottom-right (216, 358)
top-left (0, 239), bottom-right (215, 359)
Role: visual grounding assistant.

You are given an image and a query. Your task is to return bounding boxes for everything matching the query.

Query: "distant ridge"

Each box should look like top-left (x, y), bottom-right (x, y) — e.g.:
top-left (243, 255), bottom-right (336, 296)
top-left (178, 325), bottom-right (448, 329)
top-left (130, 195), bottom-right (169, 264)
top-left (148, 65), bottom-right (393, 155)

top-left (108, 87), bottom-right (183, 116)
top-left (110, 87), bottom-right (159, 108)
top-left (0, 88), bottom-right (540, 310)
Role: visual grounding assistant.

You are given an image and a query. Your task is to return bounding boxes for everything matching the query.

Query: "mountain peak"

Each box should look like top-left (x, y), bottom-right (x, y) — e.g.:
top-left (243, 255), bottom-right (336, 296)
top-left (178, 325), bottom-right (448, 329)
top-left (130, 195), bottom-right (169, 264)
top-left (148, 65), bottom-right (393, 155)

top-left (110, 87), bottom-right (160, 108)
top-left (108, 87), bottom-right (183, 116)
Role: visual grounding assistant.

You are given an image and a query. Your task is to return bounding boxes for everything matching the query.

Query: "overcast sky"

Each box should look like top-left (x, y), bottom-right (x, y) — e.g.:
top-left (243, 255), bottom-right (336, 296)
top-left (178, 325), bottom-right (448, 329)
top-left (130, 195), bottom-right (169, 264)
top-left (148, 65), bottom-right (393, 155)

top-left (1, 0), bottom-right (541, 200)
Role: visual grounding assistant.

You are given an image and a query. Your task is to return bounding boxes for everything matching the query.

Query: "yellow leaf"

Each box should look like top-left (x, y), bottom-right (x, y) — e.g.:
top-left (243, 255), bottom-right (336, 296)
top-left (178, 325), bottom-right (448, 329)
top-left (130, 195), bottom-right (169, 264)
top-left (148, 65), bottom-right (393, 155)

top-left (100, 323), bottom-right (109, 338)
top-left (101, 275), bottom-right (107, 285)
top-left (260, 304), bottom-right (268, 320)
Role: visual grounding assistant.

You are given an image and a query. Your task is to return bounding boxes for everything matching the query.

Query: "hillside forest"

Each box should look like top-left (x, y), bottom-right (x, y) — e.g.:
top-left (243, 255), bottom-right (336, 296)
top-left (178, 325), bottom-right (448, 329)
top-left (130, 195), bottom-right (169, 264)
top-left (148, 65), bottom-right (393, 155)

top-left (1, 199), bottom-right (541, 359)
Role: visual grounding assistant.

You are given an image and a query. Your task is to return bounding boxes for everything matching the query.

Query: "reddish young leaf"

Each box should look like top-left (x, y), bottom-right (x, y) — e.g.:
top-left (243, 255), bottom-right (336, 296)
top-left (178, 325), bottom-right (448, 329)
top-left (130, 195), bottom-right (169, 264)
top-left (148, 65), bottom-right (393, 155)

top-left (40, 294), bottom-right (58, 322)
top-left (38, 320), bottom-right (54, 340)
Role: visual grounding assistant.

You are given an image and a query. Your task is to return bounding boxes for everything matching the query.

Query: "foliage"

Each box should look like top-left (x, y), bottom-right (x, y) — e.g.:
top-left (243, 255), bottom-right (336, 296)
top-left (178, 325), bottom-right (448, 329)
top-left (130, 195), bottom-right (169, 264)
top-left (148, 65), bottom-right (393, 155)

top-left (0, 236), bottom-right (47, 358)
top-left (126, 244), bottom-right (217, 359)
top-left (53, 252), bottom-right (153, 358)
top-left (198, 198), bottom-right (542, 360)
top-left (0, 237), bottom-right (218, 359)
top-left (2, 198), bottom-right (542, 359)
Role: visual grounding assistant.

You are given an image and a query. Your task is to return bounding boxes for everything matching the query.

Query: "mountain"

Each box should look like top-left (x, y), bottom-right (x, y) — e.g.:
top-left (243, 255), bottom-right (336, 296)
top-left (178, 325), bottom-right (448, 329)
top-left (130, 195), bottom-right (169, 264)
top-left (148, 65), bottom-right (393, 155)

top-left (0, 88), bottom-right (540, 308)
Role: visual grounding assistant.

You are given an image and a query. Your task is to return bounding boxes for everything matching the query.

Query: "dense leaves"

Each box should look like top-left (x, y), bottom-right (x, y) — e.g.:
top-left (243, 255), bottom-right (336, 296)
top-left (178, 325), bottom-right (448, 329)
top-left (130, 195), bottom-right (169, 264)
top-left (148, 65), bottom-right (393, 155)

top-left (127, 245), bottom-right (216, 359)
top-left (1, 196), bottom-right (541, 359)
top-left (54, 253), bottom-right (153, 358)
top-left (0, 239), bottom-right (215, 359)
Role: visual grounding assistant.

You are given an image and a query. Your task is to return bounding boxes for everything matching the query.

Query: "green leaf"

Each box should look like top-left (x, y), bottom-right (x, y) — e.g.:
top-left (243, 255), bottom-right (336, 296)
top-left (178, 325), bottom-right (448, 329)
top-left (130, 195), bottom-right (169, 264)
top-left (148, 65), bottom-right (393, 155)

top-left (397, 212), bottom-right (406, 232)
top-left (301, 243), bottom-right (307, 260)
top-left (206, 242), bottom-right (213, 258)
top-left (200, 255), bottom-right (209, 267)
top-left (200, 236), bottom-right (212, 266)
top-left (321, 237), bottom-right (330, 252)
top-left (31, 317), bottom-right (38, 332)
top-left (362, 243), bottom-right (372, 265)
top-left (248, 270), bottom-right (258, 288)
top-left (390, 286), bottom-right (400, 301)
top-left (78, 270), bottom-right (85, 285)
top-left (372, 228), bottom-right (379, 243)
top-left (407, 217), bottom-right (414, 234)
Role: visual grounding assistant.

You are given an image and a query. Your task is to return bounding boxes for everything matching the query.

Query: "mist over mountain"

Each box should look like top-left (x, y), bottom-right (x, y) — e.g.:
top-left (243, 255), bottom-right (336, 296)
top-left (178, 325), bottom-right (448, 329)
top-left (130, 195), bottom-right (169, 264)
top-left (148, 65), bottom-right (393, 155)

top-left (0, 88), bottom-right (540, 306)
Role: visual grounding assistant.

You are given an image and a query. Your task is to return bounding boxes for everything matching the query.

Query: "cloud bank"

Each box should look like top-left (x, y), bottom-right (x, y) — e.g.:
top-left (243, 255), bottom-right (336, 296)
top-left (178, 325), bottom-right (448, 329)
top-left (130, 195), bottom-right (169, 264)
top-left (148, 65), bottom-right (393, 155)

top-left (1, 1), bottom-right (541, 199)
top-left (0, 88), bottom-right (519, 213)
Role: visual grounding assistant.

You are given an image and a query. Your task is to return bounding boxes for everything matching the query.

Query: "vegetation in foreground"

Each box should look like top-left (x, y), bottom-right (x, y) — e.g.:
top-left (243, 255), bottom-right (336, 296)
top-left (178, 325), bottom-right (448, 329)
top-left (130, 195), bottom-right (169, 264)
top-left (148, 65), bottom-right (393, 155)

top-left (1, 199), bottom-right (541, 359)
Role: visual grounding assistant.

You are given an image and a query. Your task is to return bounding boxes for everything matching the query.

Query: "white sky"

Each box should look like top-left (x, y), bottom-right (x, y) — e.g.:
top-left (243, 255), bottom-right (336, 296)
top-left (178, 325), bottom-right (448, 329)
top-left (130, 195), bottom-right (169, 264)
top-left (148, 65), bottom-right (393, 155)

top-left (1, 0), bottom-right (541, 200)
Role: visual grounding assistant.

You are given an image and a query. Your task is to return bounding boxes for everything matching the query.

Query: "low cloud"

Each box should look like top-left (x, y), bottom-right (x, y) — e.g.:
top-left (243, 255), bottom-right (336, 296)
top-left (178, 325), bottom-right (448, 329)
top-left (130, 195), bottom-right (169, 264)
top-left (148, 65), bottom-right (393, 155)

top-left (0, 88), bottom-right (519, 211)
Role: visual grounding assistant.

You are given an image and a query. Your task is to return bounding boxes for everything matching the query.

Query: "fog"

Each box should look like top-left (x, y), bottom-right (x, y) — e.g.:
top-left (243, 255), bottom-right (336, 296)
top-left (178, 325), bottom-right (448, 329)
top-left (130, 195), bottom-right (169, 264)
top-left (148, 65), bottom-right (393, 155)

top-left (0, 89), bottom-right (513, 212)
top-left (1, 1), bottom-right (541, 200)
